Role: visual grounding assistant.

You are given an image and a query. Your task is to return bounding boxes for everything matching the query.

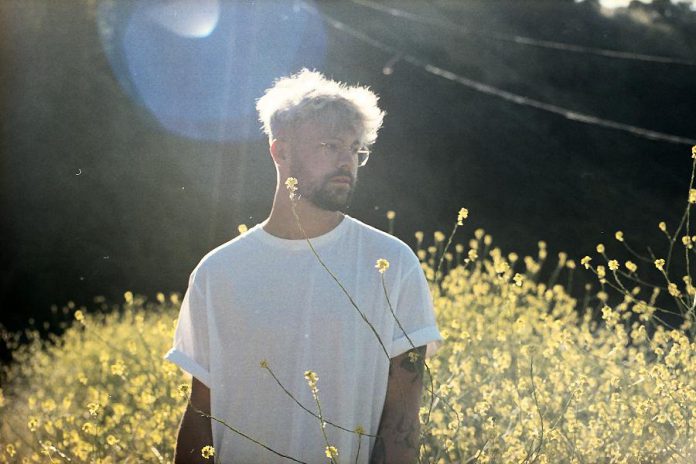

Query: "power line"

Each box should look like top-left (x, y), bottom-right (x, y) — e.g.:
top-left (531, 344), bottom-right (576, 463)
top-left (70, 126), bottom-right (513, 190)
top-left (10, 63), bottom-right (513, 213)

top-left (300, 2), bottom-right (696, 146)
top-left (349, 0), bottom-right (696, 67)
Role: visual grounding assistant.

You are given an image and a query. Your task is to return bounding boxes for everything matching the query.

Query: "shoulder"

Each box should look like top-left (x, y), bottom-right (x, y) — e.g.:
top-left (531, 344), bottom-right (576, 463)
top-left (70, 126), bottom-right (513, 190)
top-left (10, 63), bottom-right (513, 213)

top-left (345, 216), bottom-right (410, 248)
top-left (344, 216), bottom-right (421, 271)
top-left (191, 225), bottom-right (264, 277)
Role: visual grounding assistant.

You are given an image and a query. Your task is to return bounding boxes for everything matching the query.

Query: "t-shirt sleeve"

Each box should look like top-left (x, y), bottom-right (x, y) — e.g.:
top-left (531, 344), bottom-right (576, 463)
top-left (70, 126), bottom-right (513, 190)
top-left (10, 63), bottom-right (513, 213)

top-left (389, 255), bottom-right (443, 359)
top-left (163, 267), bottom-right (211, 387)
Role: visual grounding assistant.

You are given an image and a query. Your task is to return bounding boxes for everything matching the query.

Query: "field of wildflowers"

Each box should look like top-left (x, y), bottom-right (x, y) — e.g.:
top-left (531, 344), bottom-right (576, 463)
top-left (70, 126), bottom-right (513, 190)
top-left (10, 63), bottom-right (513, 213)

top-left (1, 147), bottom-right (695, 463)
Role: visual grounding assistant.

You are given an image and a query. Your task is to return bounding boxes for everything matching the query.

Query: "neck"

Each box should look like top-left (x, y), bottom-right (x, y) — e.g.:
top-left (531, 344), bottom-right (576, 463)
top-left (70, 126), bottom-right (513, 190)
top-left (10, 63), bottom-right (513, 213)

top-left (262, 186), bottom-right (345, 240)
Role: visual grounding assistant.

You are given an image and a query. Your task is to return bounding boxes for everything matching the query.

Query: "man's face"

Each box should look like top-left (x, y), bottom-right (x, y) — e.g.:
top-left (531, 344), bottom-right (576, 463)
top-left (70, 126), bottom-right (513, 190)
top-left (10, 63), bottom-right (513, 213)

top-left (288, 120), bottom-right (362, 212)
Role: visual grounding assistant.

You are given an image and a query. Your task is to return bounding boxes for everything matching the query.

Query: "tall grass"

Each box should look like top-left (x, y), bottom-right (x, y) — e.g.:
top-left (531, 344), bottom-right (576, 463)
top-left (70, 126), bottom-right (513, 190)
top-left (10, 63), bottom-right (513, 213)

top-left (1, 148), bottom-right (695, 463)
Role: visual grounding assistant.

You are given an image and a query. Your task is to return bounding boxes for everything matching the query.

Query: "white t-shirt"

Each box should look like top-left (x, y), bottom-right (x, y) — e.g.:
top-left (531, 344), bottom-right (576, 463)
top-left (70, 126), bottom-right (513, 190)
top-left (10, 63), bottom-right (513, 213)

top-left (165, 215), bottom-right (442, 463)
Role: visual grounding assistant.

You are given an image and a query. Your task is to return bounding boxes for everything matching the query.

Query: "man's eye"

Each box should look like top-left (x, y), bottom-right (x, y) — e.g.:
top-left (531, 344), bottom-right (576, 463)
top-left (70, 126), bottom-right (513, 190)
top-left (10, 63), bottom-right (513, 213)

top-left (325, 143), bottom-right (339, 151)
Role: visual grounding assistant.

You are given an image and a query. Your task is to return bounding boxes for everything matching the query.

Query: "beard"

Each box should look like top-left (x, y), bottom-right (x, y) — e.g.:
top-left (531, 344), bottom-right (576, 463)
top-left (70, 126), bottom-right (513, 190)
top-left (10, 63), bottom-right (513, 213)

top-left (290, 161), bottom-right (357, 212)
top-left (309, 177), bottom-right (356, 211)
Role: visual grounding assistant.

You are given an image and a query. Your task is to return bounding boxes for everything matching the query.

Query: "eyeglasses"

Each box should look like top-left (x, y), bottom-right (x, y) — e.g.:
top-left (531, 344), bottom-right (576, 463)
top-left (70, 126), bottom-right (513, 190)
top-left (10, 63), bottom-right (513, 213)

top-left (319, 142), bottom-right (371, 167)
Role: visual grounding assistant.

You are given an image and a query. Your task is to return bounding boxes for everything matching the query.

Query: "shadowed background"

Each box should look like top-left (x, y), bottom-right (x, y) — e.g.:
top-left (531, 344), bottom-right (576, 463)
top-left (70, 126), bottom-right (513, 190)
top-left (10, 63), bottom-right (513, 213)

top-left (1, 0), bottom-right (695, 354)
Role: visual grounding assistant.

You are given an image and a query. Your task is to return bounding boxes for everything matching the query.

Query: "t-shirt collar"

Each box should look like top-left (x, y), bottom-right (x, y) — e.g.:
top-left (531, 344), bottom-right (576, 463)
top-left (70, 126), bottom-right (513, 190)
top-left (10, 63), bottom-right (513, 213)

top-left (253, 215), bottom-right (351, 251)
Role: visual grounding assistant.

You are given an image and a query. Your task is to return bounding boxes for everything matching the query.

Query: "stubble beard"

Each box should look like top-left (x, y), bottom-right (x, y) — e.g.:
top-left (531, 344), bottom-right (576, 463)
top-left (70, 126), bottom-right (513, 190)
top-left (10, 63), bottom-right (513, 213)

top-left (311, 180), bottom-right (356, 211)
top-left (290, 160), bottom-right (357, 212)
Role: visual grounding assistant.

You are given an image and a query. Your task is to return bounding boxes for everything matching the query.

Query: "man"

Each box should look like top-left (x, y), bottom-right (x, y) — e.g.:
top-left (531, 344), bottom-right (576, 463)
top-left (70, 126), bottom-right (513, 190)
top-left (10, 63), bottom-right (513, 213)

top-left (165, 69), bottom-right (442, 463)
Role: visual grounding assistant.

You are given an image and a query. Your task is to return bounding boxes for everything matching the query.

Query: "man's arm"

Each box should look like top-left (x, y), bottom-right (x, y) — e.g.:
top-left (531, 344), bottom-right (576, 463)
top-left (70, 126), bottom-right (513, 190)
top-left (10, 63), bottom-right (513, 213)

top-left (371, 345), bottom-right (427, 464)
top-left (174, 376), bottom-right (213, 464)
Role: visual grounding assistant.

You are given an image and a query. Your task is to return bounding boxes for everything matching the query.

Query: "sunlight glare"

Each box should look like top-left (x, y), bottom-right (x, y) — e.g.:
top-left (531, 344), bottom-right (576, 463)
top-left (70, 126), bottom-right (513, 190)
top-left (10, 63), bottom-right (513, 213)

top-left (146, 0), bottom-right (220, 39)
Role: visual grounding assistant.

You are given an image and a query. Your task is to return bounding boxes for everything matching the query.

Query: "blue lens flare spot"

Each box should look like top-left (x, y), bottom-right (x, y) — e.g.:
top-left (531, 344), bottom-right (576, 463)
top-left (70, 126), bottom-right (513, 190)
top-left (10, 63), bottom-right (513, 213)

top-left (97, 0), bottom-right (326, 142)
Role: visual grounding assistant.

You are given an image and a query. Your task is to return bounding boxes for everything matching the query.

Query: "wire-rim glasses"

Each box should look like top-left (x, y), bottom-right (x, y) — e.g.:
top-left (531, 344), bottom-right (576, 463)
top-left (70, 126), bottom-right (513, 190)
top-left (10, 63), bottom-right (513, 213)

top-left (319, 142), bottom-right (371, 167)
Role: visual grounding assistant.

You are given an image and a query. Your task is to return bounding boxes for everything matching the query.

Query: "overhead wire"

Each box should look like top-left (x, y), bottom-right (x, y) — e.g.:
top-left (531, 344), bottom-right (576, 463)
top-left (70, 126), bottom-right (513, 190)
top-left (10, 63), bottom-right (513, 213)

top-left (349, 0), bottom-right (696, 67)
top-left (299, 2), bottom-right (696, 146)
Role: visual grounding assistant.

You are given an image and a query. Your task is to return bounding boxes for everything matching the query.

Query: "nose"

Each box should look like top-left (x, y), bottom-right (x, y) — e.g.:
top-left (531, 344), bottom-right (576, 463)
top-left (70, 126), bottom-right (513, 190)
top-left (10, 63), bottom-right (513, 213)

top-left (336, 147), bottom-right (357, 170)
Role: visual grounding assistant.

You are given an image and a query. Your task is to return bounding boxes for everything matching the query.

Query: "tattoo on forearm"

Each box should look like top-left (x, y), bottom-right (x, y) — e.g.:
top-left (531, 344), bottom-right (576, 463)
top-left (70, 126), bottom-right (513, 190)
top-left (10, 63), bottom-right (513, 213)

top-left (371, 346), bottom-right (427, 463)
top-left (371, 415), bottom-right (420, 463)
top-left (391, 415), bottom-right (420, 448)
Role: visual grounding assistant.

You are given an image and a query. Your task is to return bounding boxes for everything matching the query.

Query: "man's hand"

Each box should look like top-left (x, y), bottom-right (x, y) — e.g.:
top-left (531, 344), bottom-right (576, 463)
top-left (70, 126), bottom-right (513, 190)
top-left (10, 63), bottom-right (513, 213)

top-left (371, 345), bottom-right (427, 464)
top-left (174, 376), bottom-right (213, 464)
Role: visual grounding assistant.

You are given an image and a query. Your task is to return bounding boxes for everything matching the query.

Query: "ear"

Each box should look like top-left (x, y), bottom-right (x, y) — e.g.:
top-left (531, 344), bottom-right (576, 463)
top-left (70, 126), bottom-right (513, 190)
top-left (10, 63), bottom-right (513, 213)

top-left (269, 139), bottom-right (287, 165)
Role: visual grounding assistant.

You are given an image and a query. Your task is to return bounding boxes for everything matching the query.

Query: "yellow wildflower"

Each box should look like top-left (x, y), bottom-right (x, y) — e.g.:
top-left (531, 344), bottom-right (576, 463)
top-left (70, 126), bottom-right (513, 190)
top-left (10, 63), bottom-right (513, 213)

top-left (237, 224), bottom-right (248, 234)
top-left (414, 231), bottom-right (424, 242)
top-left (304, 370), bottom-right (319, 391)
top-left (566, 259), bottom-right (576, 269)
top-left (692, 145), bottom-right (696, 159)
top-left (82, 422), bottom-right (96, 434)
top-left (667, 283), bottom-right (681, 298)
top-left (177, 384), bottom-right (191, 399)
top-left (658, 221), bottom-right (667, 232)
top-left (201, 445), bottom-right (215, 459)
top-left (596, 243), bottom-right (605, 254)
top-left (457, 208), bottom-right (468, 225)
top-left (580, 256), bottom-right (591, 269)
top-left (111, 360), bottom-right (126, 376)
top-left (354, 425), bottom-right (365, 435)
top-left (259, 359), bottom-right (269, 369)
top-left (106, 435), bottom-right (119, 446)
top-left (494, 260), bottom-right (509, 274)
top-left (28, 417), bottom-right (39, 432)
top-left (597, 265), bottom-right (606, 279)
top-left (127, 340), bottom-right (138, 354)
top-left (87, 402), bottom-right (101, 416)
top-left (625, 261), bottom-right (637, 273)
top-left (375, 258), bottom-right (390, 274)
top-left (602, 305), bottom-right (618, 327)
top-left (654, 259), bottom-right (665, 271)
top-left (408, 351), bottom-right (420, 363)
top-left (285, 177), bottom-right (298, 199)
top-left (557, 251), bottom-right (567, 265)
top-left (74, 310), bottom-right (85, 322)
top-left (689, 189), bottom-right (696, 204)
top-left (41, 399), bottom-right (56, 412)
top-left (615, 231), bottom-right (624, 242)
top-left (5, 444), bottom-right (15, 457)
top-left (455, 244), bottom-right (464, 253)
top-left (112, 403), bottom-right (126, 418)
top-left (513, 273), bottom-right (524, 287)
top-left (325, 446), bottom-right (339, 459)
top-left (468, 249), bottom-right (478, 261)
top-left (682, 236), bottom-right (693, 249)
top-left (631, 325), bottom-right (647, 344)
top-left (434, 231), bottom-right (446, 243)
top-left (608, 260), bottom-right (619, 271)
top-left (386, 210), bottom-right (396, 220)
